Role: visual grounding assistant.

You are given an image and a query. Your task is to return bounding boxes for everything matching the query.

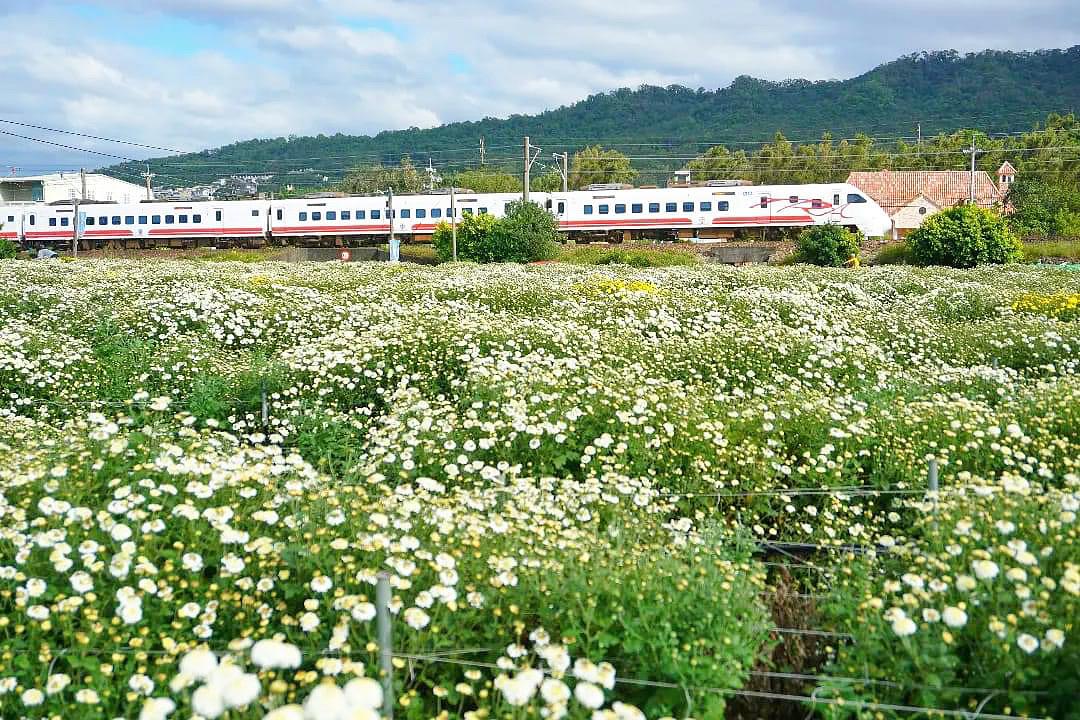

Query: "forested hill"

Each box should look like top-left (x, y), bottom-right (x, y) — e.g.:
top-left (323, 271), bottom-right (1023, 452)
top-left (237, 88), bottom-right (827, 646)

top-left (111, 47), bottom-right (1080, 188)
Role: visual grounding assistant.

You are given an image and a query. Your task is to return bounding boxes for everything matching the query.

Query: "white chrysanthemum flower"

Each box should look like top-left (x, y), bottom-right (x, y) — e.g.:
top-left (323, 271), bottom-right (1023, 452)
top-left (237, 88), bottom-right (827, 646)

top-left (973, 560), bottom-right (999, 580)
top-left (891, 616), bottom-right (917, 637)
top-left (192, 684), bottom-right (225, 719)
top-left (311, 576), bottom-right (333, 593)
top-left (304, 683), bottom-right (348, 719)
top-left (403, 607), bottom-right (430, 629)
top-left (264, 704), bottom-right (304, 720)
top-left (942, 607), bottom-right (967, 628)
top-left (541, 678), bottom-right (571, 704)
top-left (178, 648), bottom-right (218, 681)
top-left (138, 697), bottom-right (176, 720)
top-left (351, 602), bottom-right (376, 622)
top-left (1045, 629), bottom-right (1065, 648)
top-left (1017, 633), bottom-right (1039, 654)
top-left (300, 611), bottom-right (321, 632)
top-left (343, 677), bottom-right (383, 710)
top-left (251, 639), bottom-right (302, 669)
top-left (21, 688), bottom-right (44, 706)
top-left (574, 681), bottom-right (605, 709)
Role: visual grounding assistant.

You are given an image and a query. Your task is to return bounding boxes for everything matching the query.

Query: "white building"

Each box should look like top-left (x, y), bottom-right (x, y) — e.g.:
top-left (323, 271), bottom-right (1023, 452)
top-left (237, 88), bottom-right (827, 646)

top-left (0, 172), bottom-right (146, 204)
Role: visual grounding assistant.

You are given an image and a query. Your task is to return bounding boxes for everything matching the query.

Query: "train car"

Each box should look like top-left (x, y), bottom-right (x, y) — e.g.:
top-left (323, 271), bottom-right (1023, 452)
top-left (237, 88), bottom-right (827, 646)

top-left (267, 192), bottom-right (528, 244)
top-left (548, 183), bottom-right (891, 241)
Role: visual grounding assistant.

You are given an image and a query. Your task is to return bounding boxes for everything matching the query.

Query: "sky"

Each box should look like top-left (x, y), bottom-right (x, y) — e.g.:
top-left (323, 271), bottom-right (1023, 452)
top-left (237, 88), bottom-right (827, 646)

top-left (1, 0), bottom-right (1077, 176)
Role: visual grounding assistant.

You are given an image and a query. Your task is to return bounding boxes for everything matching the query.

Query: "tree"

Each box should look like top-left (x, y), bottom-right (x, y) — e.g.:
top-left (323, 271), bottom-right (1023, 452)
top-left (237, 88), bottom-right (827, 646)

top-left (907, 204), bottom-right (1023, 267)
top-left (431, 202), bottom-right (559, 263)
top-left (340, 156), bottom-right (425, 195)
top-left (685, 145), bottom-right (752, 182)
top-left (568, 146), bottom-right (637, 189)
top-left (795, 224), bottom-right (863, 267)
top-left (448, 169), bottom-right (522, 194)
top-left (431, 212), bottom-right (497, 262)
top-left (1006, 177), bottom-right (1080, 238)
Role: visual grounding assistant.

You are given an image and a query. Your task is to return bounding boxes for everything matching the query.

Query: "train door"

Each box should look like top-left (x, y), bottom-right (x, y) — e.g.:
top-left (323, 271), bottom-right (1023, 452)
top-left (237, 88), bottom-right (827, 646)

top-left (212, 207), bottom-right (226, 238)
top-left (758, 193), bottom-right (771, 222)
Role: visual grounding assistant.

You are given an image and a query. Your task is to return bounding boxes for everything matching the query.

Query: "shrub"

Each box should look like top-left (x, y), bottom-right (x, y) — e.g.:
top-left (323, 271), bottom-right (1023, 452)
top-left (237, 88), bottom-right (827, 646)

top-left (0, 238), bottom-right (17, 260)
top-left (795, 224), bottom-right (863, 266)
top-left (432, 212), bottom-right (498, 262)
top-left (873, 241), bottom-right (914, 265)
top-left (486, 200), bottom-right (560, 263)
top-left (908, 204), bottom-right (1023, 267)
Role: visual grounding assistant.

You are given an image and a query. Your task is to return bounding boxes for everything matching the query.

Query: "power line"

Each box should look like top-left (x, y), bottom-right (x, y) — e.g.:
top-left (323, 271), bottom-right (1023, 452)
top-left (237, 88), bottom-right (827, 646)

top-left (0, 129), bottom-right (137, 162)
top-left (0, 119), bottom-right (186, 154)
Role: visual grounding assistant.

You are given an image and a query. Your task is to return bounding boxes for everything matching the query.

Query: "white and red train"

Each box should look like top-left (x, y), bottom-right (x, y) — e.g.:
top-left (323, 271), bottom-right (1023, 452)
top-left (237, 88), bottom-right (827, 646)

top-left (0, 183), bottom-right (890, 249)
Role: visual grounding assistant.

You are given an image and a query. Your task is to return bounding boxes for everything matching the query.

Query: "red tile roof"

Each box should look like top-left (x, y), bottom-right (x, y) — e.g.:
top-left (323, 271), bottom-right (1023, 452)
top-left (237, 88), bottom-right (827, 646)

top-left (846, 170), bottom-right (1003, 213)
top-left (997, 161), bottom-right (1017, 176)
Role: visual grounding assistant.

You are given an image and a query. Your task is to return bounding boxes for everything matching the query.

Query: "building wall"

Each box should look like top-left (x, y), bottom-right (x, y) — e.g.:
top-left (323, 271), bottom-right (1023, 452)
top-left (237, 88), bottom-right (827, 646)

top-left (42, 174), bottom-right (145, 204)
top-left (889, 196), bottom-right (941, 239)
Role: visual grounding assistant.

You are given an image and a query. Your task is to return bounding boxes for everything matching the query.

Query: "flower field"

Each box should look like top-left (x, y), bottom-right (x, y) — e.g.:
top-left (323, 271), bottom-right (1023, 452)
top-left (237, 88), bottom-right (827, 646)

top-left (0, 258), bottom-right (1078, 720)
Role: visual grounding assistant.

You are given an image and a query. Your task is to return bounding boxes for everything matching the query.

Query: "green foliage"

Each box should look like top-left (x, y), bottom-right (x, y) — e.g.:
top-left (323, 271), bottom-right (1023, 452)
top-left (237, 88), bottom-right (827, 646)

top-left (448, 168), bottom-right (522, 193)
top-left (432, 202), bottom-right (559, 263)
top-left (1023, 240), bottom-right (1080, 261)
top-left (568, 146), bottom-right (637, 189)
top-left (795, 224), bottom-right (863, 266)
top-left (339, 156), bottom-right (426, 195)
top-left (873, 241), bottom-right (915, 265)
top-left (0, 238), bottom-right (17, 260)
top-left (106, 49), bottom-right (1080, 191)
top-left (1007, 177), bottom-right (1080, 238)
top-left (908, 205), bottom-right (1023, 267)
top-left (558, 245), bottom-right (701, 267)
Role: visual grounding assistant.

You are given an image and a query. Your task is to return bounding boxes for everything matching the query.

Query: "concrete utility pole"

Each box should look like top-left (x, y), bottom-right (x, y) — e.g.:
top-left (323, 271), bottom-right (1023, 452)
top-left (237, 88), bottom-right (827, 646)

top-left (143, 164), bottom-right (155, 200)
top-left (80, 168), bottom-right (87, 200)
top-left (450, 185), bottom-right (457, 262)
top-left (916, 122), bottom-right (922, 146)
top-left (968, 134), bottom-right (978, 205)
top-left (522, 136), bottom-right (540, 204)
top-left (387, 187), bottom-right (399, 262)
top-left (72, 198), bottom-right (79, 258)
top-left (479, 137), bottom-right (486, 166)
top-left (553, 152), bottom-right (568, 192)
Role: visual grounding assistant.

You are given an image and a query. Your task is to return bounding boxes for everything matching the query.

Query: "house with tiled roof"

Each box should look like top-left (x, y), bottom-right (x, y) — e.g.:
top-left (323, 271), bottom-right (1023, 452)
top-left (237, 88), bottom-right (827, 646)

top-left (846, 163), bottom-right (1016, 239)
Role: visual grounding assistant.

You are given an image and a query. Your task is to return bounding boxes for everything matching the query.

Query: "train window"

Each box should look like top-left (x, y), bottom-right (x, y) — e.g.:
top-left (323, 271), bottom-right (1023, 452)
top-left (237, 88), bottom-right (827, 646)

top-left (682, 202), bottom-right (693, 212)
top-left (584, 205), bottom-right (593, 215)
top-left (152, 216), bottom-right (161, 224)
top-left (700, 202), bottom-right (712, 211)
top-left (216, 210), bottom-right (223, 222)
top-left (557, 201), bottom-right (565, 214)
top-left (49, 218), bottom-right (57, 227)
top-left (5, 215), bottom-right (12, 222)
top-left (112, 216), bottom-right (121, 225)
top-left (28, 215), bottom-right (35, 225)
top-left (718, 201), bottom-right (729, 211)
top-left (251, 209), bottom-right (260, 217)
top-left (179, 215), bottom-right (188, 224)
top-left (432, 209), bottom-right (442, 219)
top-left (462, 208), bottom-right (473, 216)
top-left (299, 212), bottom-right (308, 221)
top-left (312, 212), bottom-right (321, 221)
top-left (275, 209), bottom-right (282, 221)
top-left (341, 211), bottom-right (350, 220)
top-left (357, 210), bottom-right (366, 219)
top-left (193, 214), bottom-right (202, 224)
top-left (833, 194), bottom-right (840, 206)
top-left (847, 194), bottom-right (867, 203)
top-left (138, 215), bottom-right (148, 224)
top-left (598, 204), bottom-right (609, 214)
top-left (811, 199), bottom-right (823, 209)
top-left (614, 204), bottom-right (626, 214)
top-left (86, 217), bottom-right (95, 226)
top-left (416, 209), bottom-right (426, 219)
top-left (61, 217), bottom-right (70, 226)
top-left (125, 216), bottom-right (135, 225)
top-left (324, 211), bottom-right (335, 221)
top-left (649, 203), bottom-right (660, 213)
top-left (789, 195), bottom-right (798, 203)
top-left (400, 209), bottom-right (411, 219)
top-left (446, 208), bottom-right (453, 217)
top-left (371, 210), bottom-right (380, 219)
top-left (99, 216), bottom-right (108, 225)
top-left (165, 215), bottom-right (174, 223)
top-left (760, 197), bottom-right (768, 209)
top-left (631, 203), bottom-right (642, 213)
top-left (666, 202), bottom-right (677, 212)
top-left (478, 207), bottom-right (487, 215)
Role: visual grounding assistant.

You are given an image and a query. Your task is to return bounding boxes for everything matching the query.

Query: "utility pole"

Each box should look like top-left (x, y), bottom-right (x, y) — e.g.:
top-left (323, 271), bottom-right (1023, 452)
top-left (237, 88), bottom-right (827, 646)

top-left (479, 137), bottom-right (486, 167)
top-left (916, 122), bottom-right (922, 146)
top-left (386, 187), bottom-right (398, 262)
top-left (72, 197), bottom-right (79, 258)
top-left (553, 152), bottom-right (568, 192)
top-left (968, 134), bottom-right (978, 205)
top-left (522, 136), bottom-right (540, 203)
top-left (143, 163), bottom-right (155, 200)
top-left (450, 186), bottom-right (457, 262)
top-left (80, 168), bottom-right (87, 200)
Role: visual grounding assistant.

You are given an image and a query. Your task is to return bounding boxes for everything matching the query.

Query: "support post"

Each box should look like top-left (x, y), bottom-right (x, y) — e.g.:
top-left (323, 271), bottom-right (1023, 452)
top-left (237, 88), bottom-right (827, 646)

top-left (450, 186), bottom-right (457, 262)
top-left (523, 136), bottom-right (530, 204)
top-left (969, 135), bottom-right (977, 205)
top-left (80, 168), bottom-right (86, 201)
top-left (72, 198), bottom-right (79, 258)
top-left (387, 188), bottom-right (399, 263)
top-left (928, 457), bottom-right (939, 528)
top-left (260, 379), bottom-right (268, 427)
top-left (375, 572), bottom-right (394, 720)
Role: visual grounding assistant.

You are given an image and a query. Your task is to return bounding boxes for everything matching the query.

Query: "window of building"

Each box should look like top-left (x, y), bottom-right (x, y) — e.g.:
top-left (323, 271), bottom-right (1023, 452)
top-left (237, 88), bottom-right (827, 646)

top-left (61, 217), bottom-right (70, 227)
top-left (432, 209), bottom-right (442, 219)
top-left (193, 214), bottom-right (202, 224)
top-left (847, 193), bottom-right (867, 203)
top-left (598, 204), bottom-right (609, 214)
top-left (125, 216), bottom-right (135, 225)
top-left (614, 204), bottom-right (626, 214)
top-left (165, 215), bottom-right (175, 224)
top-left (216, 210), bottom-right (223, 222)
top-left (112, 216), bottom-right (121, 225)
top-left (557, 201), bottom-right (565, 214)
top-left (699, 202), bottom-right (712, 211)
top-left (326, 211), bottom-right (337, 221)
top-left (152, 216), bottom-right (161, 224)
top-left (666, 202), bottom-right (677, 212)
top-left (371, 210), bottom-right (380, 219)
top-left (584, 205), bottom-right (593, 215)
top-left (631, 203), bottom-right (643, 213)
top-left (416, 209), bottom-right (426, 219)
top-left (138, 215), bottom-right (148, 224)
top-left (918, 206), bottom-right (927, 215)
top-left (299, 212), bottom-right (308, 221)
top-left (49, 218), bottom-right (57, 227)
top-left (717, 201), bottom-right (729, 211)
top-left (312, 212), bottom-right (322, 221)
top-left (179, 215), bottom-right (188, 224)
top-left (649, 203), bottom-right (660, 213)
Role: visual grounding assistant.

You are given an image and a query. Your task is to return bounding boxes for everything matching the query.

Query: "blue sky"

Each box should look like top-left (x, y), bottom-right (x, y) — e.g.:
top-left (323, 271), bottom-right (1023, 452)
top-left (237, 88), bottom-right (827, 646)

top-left (1, 0), bottom-right (1077, 176)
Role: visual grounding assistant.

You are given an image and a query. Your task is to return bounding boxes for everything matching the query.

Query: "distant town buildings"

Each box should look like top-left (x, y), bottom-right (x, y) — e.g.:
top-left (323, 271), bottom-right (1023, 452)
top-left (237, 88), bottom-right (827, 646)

top-left (0, 172), bottom-right (145, 204)
top-left (847, 163), bottom-right (1016, 239)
